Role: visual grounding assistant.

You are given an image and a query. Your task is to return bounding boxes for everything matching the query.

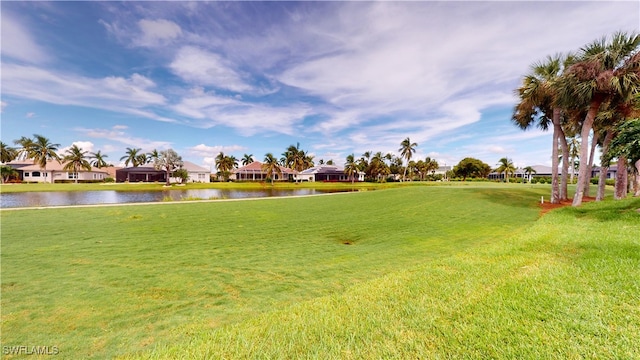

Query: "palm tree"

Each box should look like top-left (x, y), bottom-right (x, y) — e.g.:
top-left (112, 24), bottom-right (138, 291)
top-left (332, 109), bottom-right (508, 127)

top-left (0, 141), bottom-right (17, 163)
top-left (262, 153), bottom-right (282, 185)
top-left (567, 136), bottom-right (580, 184)
top-left (344, 154), bottom-right (359, 184)
top-left (513, 54), bottom-right (568, 203)
top-left (242, 153), bottom-right (254, 166)
top-left (495, 157), bottom-right (516, 183)
top-left (559, 32), bottom-right (640, 206)
top-left (146, 149), bottom-right (160, 164)
top-left (398, 137), bottom-right (417, 181)
top-left (13, 136), bottom-right (35, 161)
top-left (523, 166), bottom-right (537, 183)
top-left (62, 145), bottom-right (92, 184)
top-left (89, 150), bottom-right (109, 168)
top-left (120, 147), bottom-right (144, 167)
top-left (606, 118), bottom-right (640, 197)
top-left (30, 134), bottom-right (61, 183)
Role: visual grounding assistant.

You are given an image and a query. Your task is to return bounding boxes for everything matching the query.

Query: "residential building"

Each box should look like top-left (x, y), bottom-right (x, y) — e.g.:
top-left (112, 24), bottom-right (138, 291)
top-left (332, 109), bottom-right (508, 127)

top-left (6, 160), bottom-right (108, 183)
top-left (294, 165), bottom-right (364, 182)
top-left (232, 161), bottom-right (296, 181)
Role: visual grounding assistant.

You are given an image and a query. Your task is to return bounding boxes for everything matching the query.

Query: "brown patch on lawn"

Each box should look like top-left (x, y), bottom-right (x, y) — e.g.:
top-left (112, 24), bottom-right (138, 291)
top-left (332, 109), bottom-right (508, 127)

top-left (539, 196), bottom-right (596, 216)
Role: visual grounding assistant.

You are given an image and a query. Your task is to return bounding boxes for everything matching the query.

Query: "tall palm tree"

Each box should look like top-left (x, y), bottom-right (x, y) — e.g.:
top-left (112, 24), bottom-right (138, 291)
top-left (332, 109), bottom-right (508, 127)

top-left (398, 137), bottom-right (417, 181)
top-left (262, 153), bottom-right (282, 185)
top-left (606, 118), bottom-right (640, 197)
top-left (120, 147), bottom-right (144, 167)
top-left (242, 153), bottom-right (254, 166)
top-left (513, 54), bottom-right (568, 203)
top-left (523, 166), bottom-right (537, 183)
top-left (13, 136), bottom-right (35, 161)
top-left (559, 32), bottom-right (640, 206)
top-left (567, 136), bottom-right (580, 184)
top-left (146, 149), bottom-right (160, 164)
top-left (30, 134), bottom-right (61, 183)
top-left (495, 157), bottom-right (516, 183)
top-left (63, 145), bottom-right (92, 184)
top-left (89, 150), bottom-right (109, 168)
top-left (0, 141), bottom-right (17, 163)
top-left (344, 154), bottom-right (359, 184)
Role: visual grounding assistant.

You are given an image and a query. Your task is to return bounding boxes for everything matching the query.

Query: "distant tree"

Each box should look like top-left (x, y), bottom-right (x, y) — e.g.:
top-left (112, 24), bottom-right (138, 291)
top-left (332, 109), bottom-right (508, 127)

top-left (62, 145), bottom-right (92, 184)
top-left (523, 166), bottom-right (537, 183)
top-left (120, 147), bottom-right (144, 167)
top-left (30, 134), bottom-right (61, 183)
top-left (606, 118), bottom-right (640, 197)
top-left (344, 154), bottom-right (359, 184)
top-left (146, 149), bottom-right (160, 164)
top-left (89, 150), bottom-right (109, 168)
top-left (1, 165), bottom-right (18, 183)
top-left (215, 152), bottom-right (238, 181)
top-left (495, 157), bottom-right (516, 183)
top-left (242, 153), bottom-right (254, 166)
top-left (453, 157), bottom-right (491, 181)
top-left (318, 159), bottom-right (325, 165)
top-left (173, 168), bottom-right (190, 184)
top-left (0, 141), bottom-right (17, 163)
top-left (154, 149), bottom-right (183, 186)
top-left (399, 137), bottom-right (418, 181)
top-left (262, 153), bottom-right (282, 185)
top-left (13, 136), bottom-right (35, 161)
top-left (326, 159), bottom-right (334, 165)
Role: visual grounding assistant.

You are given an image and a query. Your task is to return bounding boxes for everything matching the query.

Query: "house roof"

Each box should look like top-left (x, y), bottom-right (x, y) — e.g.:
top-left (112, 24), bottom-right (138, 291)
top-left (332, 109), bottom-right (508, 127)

top-left (233, 161), bottom-right (296, 174)
top-left (182, 161), bottom-right (210, 172)
top-left (9, 160), bottom-right (108, 173)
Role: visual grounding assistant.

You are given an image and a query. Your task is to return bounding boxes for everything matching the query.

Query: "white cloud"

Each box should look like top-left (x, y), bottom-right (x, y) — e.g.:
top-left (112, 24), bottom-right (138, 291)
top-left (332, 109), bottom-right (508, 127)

top-left (0, 12), bottom-right (49, 63)
top-left (135, 19), bottom-right (182, 47)
top-left (1, 64), bottom-right (171, 122)
top-left (59, 141), bottom-right (95, 157)
top-left (187, 143), bottom-right (246, 157)
top-left (26, 112), bottom-right (36, 118)
top-left (170, 46), bottom-right (252, 93)
top-left (0, 101), bottom-right (7, 112)
top-left (76, 126), bottom-right (172, 152)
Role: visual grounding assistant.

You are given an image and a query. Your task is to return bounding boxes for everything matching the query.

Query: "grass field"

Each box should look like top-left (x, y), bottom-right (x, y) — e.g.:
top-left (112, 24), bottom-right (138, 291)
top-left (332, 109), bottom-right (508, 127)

top-left (1, 185), bottom-right (638, 359)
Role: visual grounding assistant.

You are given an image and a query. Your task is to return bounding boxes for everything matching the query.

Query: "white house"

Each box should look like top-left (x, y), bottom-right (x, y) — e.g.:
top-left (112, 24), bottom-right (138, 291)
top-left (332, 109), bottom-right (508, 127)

top-left (9, 160), bottom-right (108, 183)
top-left (170, 161), bottom-right (211, 183)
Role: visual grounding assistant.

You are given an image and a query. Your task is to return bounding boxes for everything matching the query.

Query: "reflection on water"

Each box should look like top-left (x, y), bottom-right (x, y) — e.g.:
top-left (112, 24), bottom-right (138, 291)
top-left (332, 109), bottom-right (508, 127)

top-left (0, 188), bottom-right (340, 208)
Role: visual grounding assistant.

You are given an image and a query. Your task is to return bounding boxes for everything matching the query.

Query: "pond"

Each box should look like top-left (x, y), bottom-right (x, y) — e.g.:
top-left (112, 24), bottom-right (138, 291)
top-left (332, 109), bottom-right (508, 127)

top-left (0, 188), bottom-right (346, 209)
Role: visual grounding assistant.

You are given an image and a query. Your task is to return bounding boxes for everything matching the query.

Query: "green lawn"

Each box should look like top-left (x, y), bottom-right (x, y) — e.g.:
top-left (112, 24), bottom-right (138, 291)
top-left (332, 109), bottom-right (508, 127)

top-left (1, 185), bottom-right (638, 359)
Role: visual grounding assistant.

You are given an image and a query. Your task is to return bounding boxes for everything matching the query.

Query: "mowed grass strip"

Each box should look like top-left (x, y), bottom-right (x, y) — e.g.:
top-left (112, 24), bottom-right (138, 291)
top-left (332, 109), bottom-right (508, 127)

top-left (133, 196), bottom-right (640, 360)
top-left (0, 185), bottom-right (566, 358)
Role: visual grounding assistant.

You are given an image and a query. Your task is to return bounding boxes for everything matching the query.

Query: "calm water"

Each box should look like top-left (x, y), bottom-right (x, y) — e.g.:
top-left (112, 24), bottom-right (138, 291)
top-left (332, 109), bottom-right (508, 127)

top-left (0, 188), bottom-right (341, 208)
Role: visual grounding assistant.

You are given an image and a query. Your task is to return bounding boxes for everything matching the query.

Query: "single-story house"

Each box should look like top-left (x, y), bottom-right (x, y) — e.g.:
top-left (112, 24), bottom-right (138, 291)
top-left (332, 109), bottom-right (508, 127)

top-left (6, 160), bottom-right (108, 183)
top-left (116, 166), bottom-right (166, 183)
top-left (294, 165), bottom-right (364, 182)
top-left (170, 161), bottom-right (211, 183)
top-left (231, 161), bottom-right (296, 181)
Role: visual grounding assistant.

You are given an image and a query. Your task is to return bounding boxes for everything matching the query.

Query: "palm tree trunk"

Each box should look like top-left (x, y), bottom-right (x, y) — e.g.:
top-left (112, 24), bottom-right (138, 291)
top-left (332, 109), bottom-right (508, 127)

top-left (615, 156), bottom-right (628, 200)
top-left (633, 160), bottom-right (640, 197)
top-left (560, 134), bottom-right (569, 200)
top-left (596, 130), bottom-right (614, 201)
top-left (573, 97), bottom-right (603, 206)
top-left (550, 109), bottom-right (561, 203)
top-left (165, 169), bottom-right (171, 186)
top-left (583, 131), bottom-right (598, 197)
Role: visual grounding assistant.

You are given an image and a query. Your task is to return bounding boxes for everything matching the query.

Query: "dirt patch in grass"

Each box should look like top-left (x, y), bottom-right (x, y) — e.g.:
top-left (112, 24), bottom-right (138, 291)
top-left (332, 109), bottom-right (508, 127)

top-left (539, 196), bottom-right (595, 215)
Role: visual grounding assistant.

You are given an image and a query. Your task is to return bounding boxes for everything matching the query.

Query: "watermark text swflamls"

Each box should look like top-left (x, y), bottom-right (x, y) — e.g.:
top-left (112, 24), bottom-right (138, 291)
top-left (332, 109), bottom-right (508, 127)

top-left (2, 345), bottom-right (59, 356)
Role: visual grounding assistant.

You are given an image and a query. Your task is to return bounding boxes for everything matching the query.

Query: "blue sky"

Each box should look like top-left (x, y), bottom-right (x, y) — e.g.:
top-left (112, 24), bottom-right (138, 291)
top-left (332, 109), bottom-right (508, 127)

top-left (1, 1), bottom-right (639, 170)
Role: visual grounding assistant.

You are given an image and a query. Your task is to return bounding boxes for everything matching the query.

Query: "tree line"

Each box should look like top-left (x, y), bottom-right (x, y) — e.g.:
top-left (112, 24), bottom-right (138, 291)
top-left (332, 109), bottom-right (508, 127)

top-left (513, 31), bottom-right (640, 206)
